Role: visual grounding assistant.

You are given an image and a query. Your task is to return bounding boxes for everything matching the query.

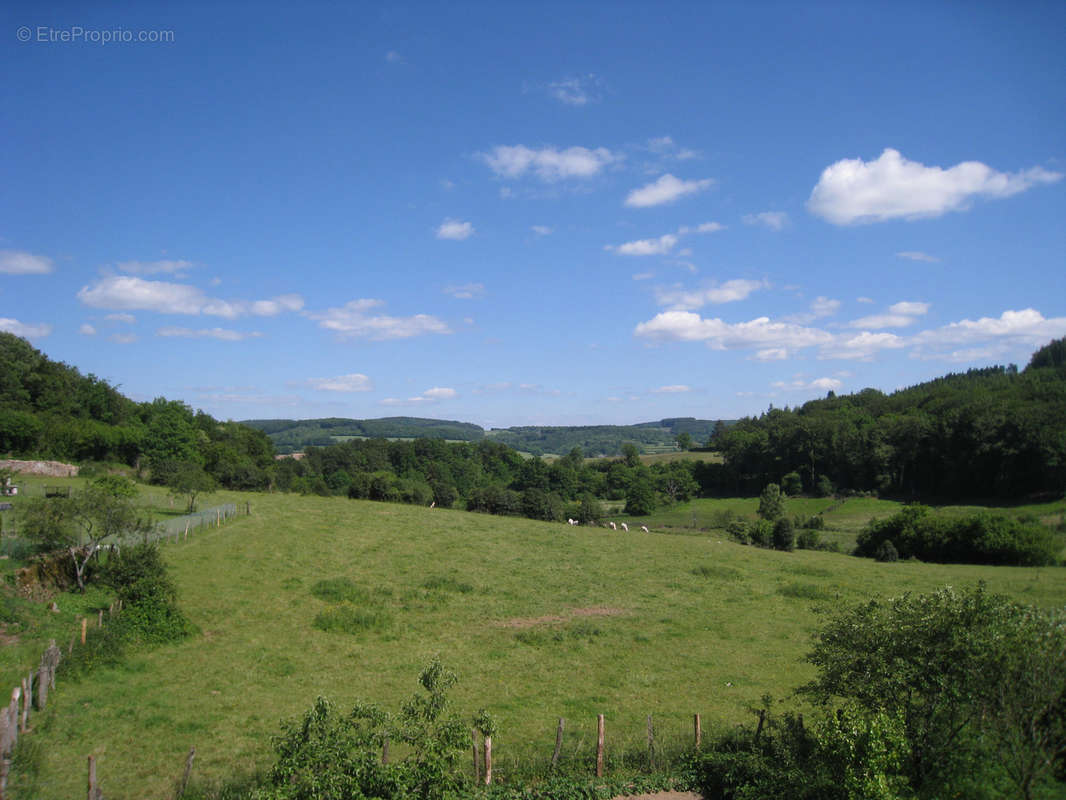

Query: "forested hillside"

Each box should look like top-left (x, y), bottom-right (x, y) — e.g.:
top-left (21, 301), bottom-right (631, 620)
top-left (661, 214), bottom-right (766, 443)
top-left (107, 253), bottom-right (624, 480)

top-left (709, 338), bottom-right (1066, 500)
top-left (242, 416), bottom-right (485, 452)
top-left (0, 333), bottom-right (275, 489)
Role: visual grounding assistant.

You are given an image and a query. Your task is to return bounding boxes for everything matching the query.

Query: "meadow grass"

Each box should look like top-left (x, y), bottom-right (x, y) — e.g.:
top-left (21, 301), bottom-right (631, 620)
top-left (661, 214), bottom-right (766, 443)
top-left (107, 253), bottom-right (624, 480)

top-left (8, 489), bottom-right (1065, 799)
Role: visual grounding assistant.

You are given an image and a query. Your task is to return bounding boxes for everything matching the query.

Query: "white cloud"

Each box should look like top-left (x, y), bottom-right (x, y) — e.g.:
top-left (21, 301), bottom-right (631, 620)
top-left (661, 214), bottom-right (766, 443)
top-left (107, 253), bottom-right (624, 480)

top-left (654, 279), bottom-right (767, 310)
top-left (547, 75), bottom-right (601, 106)
top-left (773, 377), bottom-right (843, 392)
top-left (109, 333), bottom-right (137, 344)
top-left (754, 348), bottom-right (789, 361)
top-left (116, 259), bottom-right (194, 276)
top-left (0, 250), bottom-right (53, 275)
top-left (807, 148), bottom-right (1063, 225)
top-left (306, 373), bottom-right (374, 392)
top-left (608, 234), bottom-right (678, 256)
top-left (651, 384), bottom-right (691, 393)
top-left (819, 331), bottom-right (906, 360)
top-left (896, 251), bottom-right (941, 263)
top-left (531, 225), bottom-right (553, 236)
top-left (436, 219), bottom-right (475, 240)
top-left (423, 387), bottom-right (457, 399)
top-left (381, 386), bottom-right (458, 406)
top-left (848, 300), bottom-right (930, 329)
top-left (911, 309), bottom-right (1066, 352)
top-left (444, 283), bottom-right (485, 299)
top-left (307, 299), bottom-right (451, 341)
top-left (481, 145), bottom-right (618, 181)
top-left (677, 221), bottom-right (725, 234)
top-left (156, 327), bottom-right (264, 341)
top-left (625, 173), bottom-right (714, 207)
top-left (77, 276), bottom-right (304, 319)
top-left (106, 313), bottom-right (136, 324)
top-left (647, 136), bottom-right (699, 161)
top-left (632, 272), bottom-right (654, 281)
top-left (79, 324), bottom-right (96, 336)
top-left (0, 318), bottom-right (52, 338)
top-left (635, 312), bottom-right (834, 353)
top-left (742, 211), bottom-right (789, 230)
top-left (784, 296), bottom-right (841, 324)
top-left (857, 296), bottom-right (874, 304)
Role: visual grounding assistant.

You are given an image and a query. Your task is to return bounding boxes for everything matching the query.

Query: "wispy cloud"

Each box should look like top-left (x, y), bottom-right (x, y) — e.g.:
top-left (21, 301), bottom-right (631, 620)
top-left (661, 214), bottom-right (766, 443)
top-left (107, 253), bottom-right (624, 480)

top-left (0, 250), bottom-right (53, 275)
top-left (436, 219), bottom-right (475, 240)
top-left (307, 299), bottom-right (452, 341)
top-left (0, 317), bottom-right (52, 338)
top-left (305, 373), bottom-right (374, 392)
top-left (651, 384), bottom-right (691, 393)
top-left (531, 225), bottom-right (553, 236)
top-left (896, 251), bottom-right (941, 263)
top-left (808, 148), bottom-right (1062, 225)
top-left (381, 386), bottom-right (458, 406)
top-left (481, 144), bottom-right (618, 182)
top-left (156, 326), bottom-right (264, 341)
top-left (654, 279), bottom-right (768, 310)
top-left (79, 324), bottom-right (96, 336)
top-left (546, 74), bottom-right (602, 106)
top-left (77, 276), bottom-right (304, 319)
top-left (848, 300), bottom-right (930, 329)
top-left (625, 173), bottom-right (714, 207)
top-left (606, 234), bottom-right (678, 256)
top-left (116, 259), bottom-right (194, 276)
top-left (444, 282), bottom-right (485, 299)
top-left (742, 211), bottom-right (789, 230)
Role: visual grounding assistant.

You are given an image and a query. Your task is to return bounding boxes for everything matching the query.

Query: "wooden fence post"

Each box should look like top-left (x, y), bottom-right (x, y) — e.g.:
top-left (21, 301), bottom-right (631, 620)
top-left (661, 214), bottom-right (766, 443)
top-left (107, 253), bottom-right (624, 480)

top-left (98, 609), bottom-right (103, 628)
top-left (551, 717), bottom-right (565, 770)
top-left (175, 746), bottom-right (195, 800)
top-left (647, 714), bottom-right (654, 767)
top-left (471, 729), bottom-right (480, 782)
top-left (87, 754), bottom-right (99, 800)
top-left (81, 617), bottom-right (87, 645)
top-left (381, 738), bottom-right (389, 765)
top-left (596, 714), bottom-right (605, 777)
top-left (694, 713), bottom-right (702, 748)
top-left (19, 679), bottom-right (28, 734)
top-left (483, 735), bottom-right (492, 785)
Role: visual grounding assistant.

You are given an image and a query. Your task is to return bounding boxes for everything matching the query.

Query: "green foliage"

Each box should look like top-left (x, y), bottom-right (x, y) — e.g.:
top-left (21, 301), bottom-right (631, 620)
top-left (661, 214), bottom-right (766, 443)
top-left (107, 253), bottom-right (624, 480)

top-left (92, 474), bottom-right (138, 498)
top-left (802, 585), bottom-right (1066, 798)
top-left (874, 539), bottom-right (899, 562)
top-left (312, 606), bottom-right (391, 635)
top-left (310, 577), bottom-right (370, 605)
top-left (856, 505), bottom-right (1059, 566)
top-left (262, 659), bottom-right (469, 800)
top-left (624, 477), bottom-right (657, 516)
top-left (167, 461), bottom-right (218, 512)
top-left (747, 519), bottom-right (773, 548)
top-left (757, 483), bottom-right (785, 521)
top-left (781, 471), bottom-right (803, 497)
top-left (98, 542), bottom-right (194, 643)
top-left (772, 518), bottom-right (795, 551)
top-left (1027, 336), bottom-right (1066, 371)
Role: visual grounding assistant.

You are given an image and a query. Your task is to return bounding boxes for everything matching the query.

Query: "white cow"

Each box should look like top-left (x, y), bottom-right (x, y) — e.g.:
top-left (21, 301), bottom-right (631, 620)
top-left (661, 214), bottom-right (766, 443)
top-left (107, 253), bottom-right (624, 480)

top-left (621, 522), bottom-right (629, 532)
top-left (640, 525), bottom-right (649, 533)
top-left (609, 521), bottom-right (617, 530)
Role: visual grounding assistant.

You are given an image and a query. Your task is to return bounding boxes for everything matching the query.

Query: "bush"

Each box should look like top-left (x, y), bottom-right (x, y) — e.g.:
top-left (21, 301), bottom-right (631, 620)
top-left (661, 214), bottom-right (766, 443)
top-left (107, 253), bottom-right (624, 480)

top-left (796, 529), bottom-right (821, 550)
top-left (874, 539), bottom-right (899, 562)
top-left (816, 475), bottom-right (835, 498)
top-left (781, 471), bottom-right (803, 497)
top-left (98, 542), bottom-right (194, 644)
top-left (773, 518), bottom-right (796, 552)
top-left (726, 518), bottom-right (749, 544)
top-left (748, 519), bottom-right (773, 548)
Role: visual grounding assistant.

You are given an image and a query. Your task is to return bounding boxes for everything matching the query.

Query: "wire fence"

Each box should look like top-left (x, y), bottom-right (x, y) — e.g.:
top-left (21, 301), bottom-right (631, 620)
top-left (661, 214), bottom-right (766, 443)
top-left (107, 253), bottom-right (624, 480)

top-left (144, 503), bottom-right (241, 545)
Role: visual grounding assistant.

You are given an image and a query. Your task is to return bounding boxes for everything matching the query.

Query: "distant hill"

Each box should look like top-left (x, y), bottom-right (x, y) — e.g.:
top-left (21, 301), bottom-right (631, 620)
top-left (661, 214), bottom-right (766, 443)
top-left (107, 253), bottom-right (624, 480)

top-left (244, 415), bottom-right (734, 456)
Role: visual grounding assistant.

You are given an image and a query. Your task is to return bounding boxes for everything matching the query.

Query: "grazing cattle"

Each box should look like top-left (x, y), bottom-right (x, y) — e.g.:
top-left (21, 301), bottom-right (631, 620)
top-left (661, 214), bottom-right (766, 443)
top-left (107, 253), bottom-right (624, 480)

top-left (609, 522), bottom-right (617, 530)
top-left (641, 525), bottom-right (649, 533)
top-left (621, 523), bottom-right (629, 532)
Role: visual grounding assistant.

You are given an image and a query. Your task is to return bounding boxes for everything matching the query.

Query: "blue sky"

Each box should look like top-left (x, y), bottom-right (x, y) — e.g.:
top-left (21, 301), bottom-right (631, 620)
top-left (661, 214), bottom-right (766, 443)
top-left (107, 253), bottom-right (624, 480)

top-left (2, 1), bottom-right (1064, 428)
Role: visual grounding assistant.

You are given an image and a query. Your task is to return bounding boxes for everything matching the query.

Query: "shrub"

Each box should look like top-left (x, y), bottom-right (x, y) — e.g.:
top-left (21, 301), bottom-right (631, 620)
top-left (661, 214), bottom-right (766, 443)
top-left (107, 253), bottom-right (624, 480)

top-left (772, 518), bottom-right (796, 552)
top-left (748, 519), bottom-right (773, 548)
top-left (758, 483), bottom-right (785, 521)
top-left (816, 475), bottom-right (835, 497)
top-left (98, 543), bottom-right (194, 644)
top-left (874, 539), bottom-right (899, 562)
top-left (726, 518), bottom-right (749, 544)
top-left (796, 529), bottom-right (821, 550)
top-left (781, 471), bottom-right (803, 497)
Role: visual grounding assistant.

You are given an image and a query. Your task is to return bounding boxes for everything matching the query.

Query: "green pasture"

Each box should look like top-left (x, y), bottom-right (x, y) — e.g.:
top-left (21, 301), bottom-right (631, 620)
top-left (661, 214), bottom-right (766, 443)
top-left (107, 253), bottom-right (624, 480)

top-left (9, 491), bottom-right (1066, 799)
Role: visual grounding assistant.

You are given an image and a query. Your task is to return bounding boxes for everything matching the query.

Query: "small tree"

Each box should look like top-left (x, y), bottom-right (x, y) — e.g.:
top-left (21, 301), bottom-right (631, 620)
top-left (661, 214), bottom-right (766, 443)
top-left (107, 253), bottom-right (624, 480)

top-left (772, 517), bottom-right (795, 551)
top-left (757, 483), bottom-right (785, 521)
top-left (625, 477), bottom-right (657, 516)
top-left (167, 461), bottom-right (216, 512)
top-left (781, 471), bottom-right (803, 497)
top-left (676, 432), bottom-right (693, 451)
top-left (19, 486), bottom-right (152, 591)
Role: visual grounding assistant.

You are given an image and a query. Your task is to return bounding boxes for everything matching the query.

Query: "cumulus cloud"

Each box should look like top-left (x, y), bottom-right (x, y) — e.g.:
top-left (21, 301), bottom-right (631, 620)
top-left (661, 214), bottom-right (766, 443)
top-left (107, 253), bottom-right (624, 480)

top-left (0, 250), bottom-right (53, 275)
top-left (79, 324), bottom-right (96, 336)
top-left (625, 173), bottom-right (714, 207)
top-left (634, 312), bottom-right (834, 354)
top-left (116, 259), bottom-right (194, 276)
top-left (306, 373), bottom-right (374, 392)
top-left (742, 211), bottom-right (789, 230)
top-left (156, 327), bottom-right (264, 341)
top-left (481, 145), bottom-right (618, 181)
top-left (651, 384), bottom-right (691, 393)
top-left (647, 136), bottom-right (699, 161)
top-left (807, 148), bottom-right (1063, 225)
top-left (607, 234), bottom-right (678, 256)
top-left (0, 318), bottom-right (52, 338)
top-left (897, 251), bottom-right (941, 263)
top-left (654, 279), bottom-right (768, 310)
top-left (307, 299), bottom-right (451, 341)
top-left (106, 313), bottom-right (136, 324)
top-left (677, 221), bottom-right (726, 234)
top-left (754, 348), bottom-right (789, 361)
top-left (773, 376), bottom-right (844, 392)
top-left (423, 387), bottom-right (457, 399)
top-left (77, 276), bottom-right (304, 319)
top-left (784, 296), bottom-right (841, 324)
top-left (436, 219), bottom-right (475, 240)
top-left (819, 331), bottom-right (906, 360)
top-left (911, 309), bottom-right (1066, 354)
top-left (444, 283), bottom-right (485, 299)
top-left (848, 300), bottom-right (930, 329)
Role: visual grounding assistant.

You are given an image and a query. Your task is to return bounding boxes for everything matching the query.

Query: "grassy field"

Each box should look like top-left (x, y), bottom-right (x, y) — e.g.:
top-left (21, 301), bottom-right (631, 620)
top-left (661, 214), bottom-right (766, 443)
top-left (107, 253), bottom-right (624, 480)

top-left (6, 487), bottom-right (1065, 799)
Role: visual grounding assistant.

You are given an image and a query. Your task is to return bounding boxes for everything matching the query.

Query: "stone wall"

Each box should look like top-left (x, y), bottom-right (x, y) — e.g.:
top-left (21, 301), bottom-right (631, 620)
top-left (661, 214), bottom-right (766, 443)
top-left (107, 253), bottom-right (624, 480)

top-left (0, 459), bottom-right (79, 477)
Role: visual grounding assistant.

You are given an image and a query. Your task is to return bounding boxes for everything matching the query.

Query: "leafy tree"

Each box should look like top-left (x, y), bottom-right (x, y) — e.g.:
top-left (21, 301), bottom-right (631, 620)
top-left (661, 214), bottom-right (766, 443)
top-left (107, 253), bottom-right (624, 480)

top-left (802, 585), bottom-right (1066, 798)
top-left (622, 443), bottom-right (641, 468)
top-left (92, 474), bottom-right (138, 499)
top-left (167, 461), bottom-right (217, 512)
top-left (757, 483), bottom-right (785, 521)
top-left (625, 476), bottom-right (657, 516)
top-left (18, 486), bottom-right (152, 591)
top-left (574, 493), bottom-right (603, 525)
top-left (781, 471), bottom-right (803, 496)
top-left (772, 517), bottom-right (795, 551)
top-left (676, 431), bottom-right (693, 451)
